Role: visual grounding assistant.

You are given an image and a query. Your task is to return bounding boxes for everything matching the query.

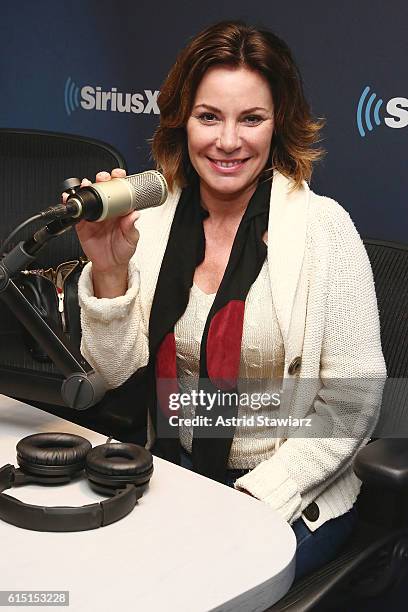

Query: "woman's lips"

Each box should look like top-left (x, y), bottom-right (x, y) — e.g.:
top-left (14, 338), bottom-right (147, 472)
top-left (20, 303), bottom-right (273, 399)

top-left (207, 157), bottom-right (250, 173)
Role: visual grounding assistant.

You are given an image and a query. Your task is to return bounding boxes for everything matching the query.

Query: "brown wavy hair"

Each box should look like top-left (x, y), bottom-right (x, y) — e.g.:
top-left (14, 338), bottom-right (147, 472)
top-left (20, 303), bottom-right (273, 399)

top-left (151, 20), bottom-right (325, 191)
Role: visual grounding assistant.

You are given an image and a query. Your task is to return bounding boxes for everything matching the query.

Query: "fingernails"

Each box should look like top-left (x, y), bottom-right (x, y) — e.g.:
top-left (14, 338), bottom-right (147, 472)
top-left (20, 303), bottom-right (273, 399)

top-left (112, 168), bottom-right (126, 177)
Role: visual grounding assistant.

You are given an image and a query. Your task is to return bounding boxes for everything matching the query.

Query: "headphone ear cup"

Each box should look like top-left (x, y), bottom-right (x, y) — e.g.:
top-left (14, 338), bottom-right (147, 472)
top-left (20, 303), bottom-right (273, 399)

top-left (16, 433), bottom-right (92, 480)
top-left (85, 443), bottom-right (153, 495)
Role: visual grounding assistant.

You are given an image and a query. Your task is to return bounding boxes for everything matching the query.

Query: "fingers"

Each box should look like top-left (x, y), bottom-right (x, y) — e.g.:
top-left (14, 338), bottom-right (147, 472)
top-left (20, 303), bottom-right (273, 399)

top-left (62, 170), bottom-right (125, 201)
top-left (130, 210), bottom-right (140, 223)
top-left (122, 210), bottom-right (140, 232)
top-left (121, 211), bottom-right (140, 247)
top-left (95, 168), bottom-right (126, 182)
top-left (111, 167), bottom-right (127, 178)
top-left (95, 171), bottom-right (111, 182)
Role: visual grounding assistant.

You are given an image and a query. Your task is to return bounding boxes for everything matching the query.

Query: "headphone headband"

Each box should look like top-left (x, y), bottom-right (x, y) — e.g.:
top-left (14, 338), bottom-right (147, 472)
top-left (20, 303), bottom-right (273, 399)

top-left (0, 433), bottom-right (153, 532)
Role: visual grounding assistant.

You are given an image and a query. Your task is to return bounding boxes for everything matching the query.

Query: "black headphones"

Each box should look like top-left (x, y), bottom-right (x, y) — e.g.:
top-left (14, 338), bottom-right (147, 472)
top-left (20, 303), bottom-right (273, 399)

top-left (0, 432), bottom-right (153, 532)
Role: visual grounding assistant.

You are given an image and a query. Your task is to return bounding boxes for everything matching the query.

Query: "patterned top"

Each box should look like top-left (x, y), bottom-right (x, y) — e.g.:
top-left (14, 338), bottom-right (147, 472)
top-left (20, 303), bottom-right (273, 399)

top-left (174, 258), bottom-right (285, 468)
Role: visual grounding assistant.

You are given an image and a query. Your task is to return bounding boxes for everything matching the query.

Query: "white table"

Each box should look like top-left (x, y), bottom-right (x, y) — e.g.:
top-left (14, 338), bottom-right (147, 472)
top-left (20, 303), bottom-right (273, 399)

top-left (0, 394), bottom-right (296, 612)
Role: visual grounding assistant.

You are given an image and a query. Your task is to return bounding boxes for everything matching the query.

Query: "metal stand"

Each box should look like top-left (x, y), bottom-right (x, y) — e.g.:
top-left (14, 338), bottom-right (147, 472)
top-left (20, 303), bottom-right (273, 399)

top-left (0, 217), bottom-right (107, 410)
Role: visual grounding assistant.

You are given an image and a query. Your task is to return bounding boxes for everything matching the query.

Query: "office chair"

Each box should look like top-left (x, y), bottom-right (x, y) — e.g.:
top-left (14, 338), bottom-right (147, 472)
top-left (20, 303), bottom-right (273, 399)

top-left (269, 239), bottom-right (408, 611)
top-left (0, 128), bottom-right (136, 435)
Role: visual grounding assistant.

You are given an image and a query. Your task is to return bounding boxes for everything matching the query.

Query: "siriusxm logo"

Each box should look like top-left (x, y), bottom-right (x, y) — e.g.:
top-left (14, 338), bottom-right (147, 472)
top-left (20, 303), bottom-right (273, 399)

top-left (64, 77), bottom-right (160, 116)
top-left (357, 85), bottom-right (408, 137)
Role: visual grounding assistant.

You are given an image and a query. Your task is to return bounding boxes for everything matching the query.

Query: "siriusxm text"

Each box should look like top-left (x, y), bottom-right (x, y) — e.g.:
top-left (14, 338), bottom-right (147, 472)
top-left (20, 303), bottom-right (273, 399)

top-left (80, 86), bottom-right (160, 114)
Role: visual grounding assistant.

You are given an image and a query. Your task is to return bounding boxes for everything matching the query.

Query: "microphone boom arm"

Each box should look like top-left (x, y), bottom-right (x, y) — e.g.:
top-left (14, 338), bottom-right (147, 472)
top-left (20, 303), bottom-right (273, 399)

top-left (0, 217), bottom-right (108, 410)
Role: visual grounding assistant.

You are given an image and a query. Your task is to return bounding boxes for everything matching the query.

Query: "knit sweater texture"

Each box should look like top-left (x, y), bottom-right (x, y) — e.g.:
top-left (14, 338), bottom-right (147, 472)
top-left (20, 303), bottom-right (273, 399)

top-left (175, 260), bottom-right (285, 466)
top-left (78, 171), bottom-right (386, 531)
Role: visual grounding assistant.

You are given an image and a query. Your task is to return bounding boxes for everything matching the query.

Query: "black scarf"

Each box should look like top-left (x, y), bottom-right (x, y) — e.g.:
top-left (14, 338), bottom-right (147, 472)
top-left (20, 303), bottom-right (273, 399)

top-left (148, 175), bottom-right (271, 482)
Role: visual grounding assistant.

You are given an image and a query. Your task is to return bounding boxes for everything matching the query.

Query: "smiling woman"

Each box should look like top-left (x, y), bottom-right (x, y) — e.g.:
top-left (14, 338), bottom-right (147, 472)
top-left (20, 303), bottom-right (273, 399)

top-left (76, 20), bottom-right (386, 586)
top-left (152, 21), bottom-right (324, 192)
top-left (186, 66), bottom-right (274, 206)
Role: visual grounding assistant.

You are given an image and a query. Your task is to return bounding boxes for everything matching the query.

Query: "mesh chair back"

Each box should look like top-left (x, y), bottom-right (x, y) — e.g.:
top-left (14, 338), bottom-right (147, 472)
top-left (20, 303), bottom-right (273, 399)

top-left (364, 240), bottom-right (408, 377)
top-left (0, 129), bottom-right (126, 267)
top-left (0, 129), bottom-right (126, 397)
top-left (364, 239), bottom-right (408, 439)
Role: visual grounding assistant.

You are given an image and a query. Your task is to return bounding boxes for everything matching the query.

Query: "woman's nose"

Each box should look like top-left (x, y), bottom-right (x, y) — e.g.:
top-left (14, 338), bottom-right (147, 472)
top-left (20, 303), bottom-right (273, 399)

top-left (217, 121), bottom-right (241, 153)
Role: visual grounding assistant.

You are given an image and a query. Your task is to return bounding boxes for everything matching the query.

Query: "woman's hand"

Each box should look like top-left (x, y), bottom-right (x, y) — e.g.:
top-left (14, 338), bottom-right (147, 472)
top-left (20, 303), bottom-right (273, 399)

top-left (63, 168), bottom-right (140, 297)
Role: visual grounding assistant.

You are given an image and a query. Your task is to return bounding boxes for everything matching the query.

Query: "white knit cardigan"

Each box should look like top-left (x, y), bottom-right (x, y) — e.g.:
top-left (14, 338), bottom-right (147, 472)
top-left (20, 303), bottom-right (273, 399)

top-left (78, 171), bottom-right (386, 531)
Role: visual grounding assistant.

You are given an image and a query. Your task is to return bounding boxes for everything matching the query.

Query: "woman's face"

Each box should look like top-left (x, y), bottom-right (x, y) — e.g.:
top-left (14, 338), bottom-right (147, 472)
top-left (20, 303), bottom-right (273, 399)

top-left (186, 65), bottom-right (274, 200)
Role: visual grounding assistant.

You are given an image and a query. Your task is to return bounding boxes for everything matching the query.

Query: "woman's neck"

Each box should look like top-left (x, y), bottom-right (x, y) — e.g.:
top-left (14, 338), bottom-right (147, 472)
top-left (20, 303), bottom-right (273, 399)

top-left (199, 181), bottom-right (257, 224)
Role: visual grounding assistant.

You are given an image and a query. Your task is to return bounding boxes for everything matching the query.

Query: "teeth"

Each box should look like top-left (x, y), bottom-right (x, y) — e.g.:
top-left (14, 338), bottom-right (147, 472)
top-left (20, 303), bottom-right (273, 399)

top-left (214, 160), bottom-right (244, 168)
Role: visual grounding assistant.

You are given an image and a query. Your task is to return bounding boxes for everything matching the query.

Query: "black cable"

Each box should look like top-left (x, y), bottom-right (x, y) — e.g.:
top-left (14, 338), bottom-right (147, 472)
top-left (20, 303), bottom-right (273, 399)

top-left (0, 205), bottom-right (72, 258)
top-left (0, 214), bottom-right (43, 257)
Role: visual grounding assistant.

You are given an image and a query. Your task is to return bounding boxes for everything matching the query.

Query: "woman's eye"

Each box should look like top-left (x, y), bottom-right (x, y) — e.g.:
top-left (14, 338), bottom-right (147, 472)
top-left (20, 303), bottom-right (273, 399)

top-left (243, 115), bottom-right (263, 125)
top-left (194, 112), bottom-right (264, 125)
top-left (197, 112), bottom-right (218, 123)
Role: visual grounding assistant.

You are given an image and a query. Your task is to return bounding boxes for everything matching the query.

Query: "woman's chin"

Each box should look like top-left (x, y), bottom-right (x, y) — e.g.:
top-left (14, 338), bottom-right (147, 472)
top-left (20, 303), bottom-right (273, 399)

top-left (200, 175), bottom-right (258, 199)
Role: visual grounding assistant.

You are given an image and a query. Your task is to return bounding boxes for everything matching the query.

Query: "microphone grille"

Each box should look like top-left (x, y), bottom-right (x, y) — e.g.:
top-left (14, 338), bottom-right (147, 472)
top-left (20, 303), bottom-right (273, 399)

top-left (126, 170), bottom-right (168, 210)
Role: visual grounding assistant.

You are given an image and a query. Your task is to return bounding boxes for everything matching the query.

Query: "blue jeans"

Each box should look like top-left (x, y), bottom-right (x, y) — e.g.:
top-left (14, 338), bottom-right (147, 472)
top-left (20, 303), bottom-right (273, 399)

top-left (291, 505), bottom-right (357, 581)
top-left (179, 447), bottom-right (358, 581)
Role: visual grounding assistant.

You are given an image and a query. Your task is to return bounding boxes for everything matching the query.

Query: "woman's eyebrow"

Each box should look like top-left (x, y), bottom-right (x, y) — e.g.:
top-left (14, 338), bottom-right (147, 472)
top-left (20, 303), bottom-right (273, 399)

top-left (193, 103), bottom-right (271, 113)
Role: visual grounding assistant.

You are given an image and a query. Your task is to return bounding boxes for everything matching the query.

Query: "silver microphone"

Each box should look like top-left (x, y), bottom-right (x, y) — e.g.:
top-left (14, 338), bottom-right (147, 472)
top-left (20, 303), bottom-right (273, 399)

top-left (65, 170), bottom-right (168, 222)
